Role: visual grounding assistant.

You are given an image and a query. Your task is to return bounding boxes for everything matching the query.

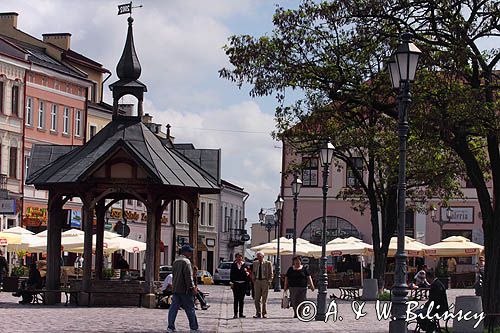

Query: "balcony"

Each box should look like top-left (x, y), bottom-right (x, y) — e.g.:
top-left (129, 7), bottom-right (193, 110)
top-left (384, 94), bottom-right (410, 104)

top-left (228, 228), bottom-right (247, 247)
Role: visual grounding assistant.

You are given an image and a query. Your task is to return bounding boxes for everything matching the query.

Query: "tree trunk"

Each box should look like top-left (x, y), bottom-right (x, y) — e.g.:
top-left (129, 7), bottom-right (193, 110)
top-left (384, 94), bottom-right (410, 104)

top-left (483, 215), bottom-right (500, 328)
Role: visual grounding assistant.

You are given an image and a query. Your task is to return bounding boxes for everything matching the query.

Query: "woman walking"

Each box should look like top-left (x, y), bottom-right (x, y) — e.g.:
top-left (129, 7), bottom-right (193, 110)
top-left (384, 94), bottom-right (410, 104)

top-left (230, 253), bottom-right (248, 319)
top-left (284, 256), bottom-right (315, 318)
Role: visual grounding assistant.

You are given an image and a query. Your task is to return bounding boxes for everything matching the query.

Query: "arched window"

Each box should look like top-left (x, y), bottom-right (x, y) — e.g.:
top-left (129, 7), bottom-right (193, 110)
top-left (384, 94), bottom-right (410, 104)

top-left (300, 216), bottom-right (360, 245)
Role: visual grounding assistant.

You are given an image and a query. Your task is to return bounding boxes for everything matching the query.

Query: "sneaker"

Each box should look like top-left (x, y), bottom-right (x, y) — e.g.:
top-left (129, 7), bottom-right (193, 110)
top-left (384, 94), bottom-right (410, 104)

top-left (262, 315), bottom-right (267, 318)
top-left (201, 305), bottom-right (210, 310)
top-left (239, 314), bottom-right (246, 318)
top-left (166, 328), bottom-right (175, 333)
top-left (253, 314), bottom-right (261, 318)
top-left (233, 315), bottom-right (238, 319)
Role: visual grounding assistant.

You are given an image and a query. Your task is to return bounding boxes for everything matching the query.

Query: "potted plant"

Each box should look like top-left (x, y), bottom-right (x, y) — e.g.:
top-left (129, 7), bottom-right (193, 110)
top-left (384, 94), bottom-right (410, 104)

top-left (2, 266), bottom-right (27, 292)
top-left (103, 268), bottom-right (115, 280)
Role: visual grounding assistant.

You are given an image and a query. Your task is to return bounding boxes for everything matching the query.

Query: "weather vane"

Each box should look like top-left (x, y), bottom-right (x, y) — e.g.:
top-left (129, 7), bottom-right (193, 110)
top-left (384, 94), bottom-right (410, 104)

top-left (117, 2), bottom-right (143, 16)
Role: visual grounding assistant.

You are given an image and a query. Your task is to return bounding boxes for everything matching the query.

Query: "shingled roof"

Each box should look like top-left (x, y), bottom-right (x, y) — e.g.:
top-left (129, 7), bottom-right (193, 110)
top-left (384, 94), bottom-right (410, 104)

top-left (27, 117), bottom-right (220, 193)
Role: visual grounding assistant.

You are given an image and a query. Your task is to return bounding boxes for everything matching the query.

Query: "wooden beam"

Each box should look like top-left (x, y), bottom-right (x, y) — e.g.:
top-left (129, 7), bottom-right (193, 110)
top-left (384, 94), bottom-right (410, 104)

top-left (188, 194), bottom-right (200, 268)
top-left (45, 191), bottom-right (63, 305)
top-left (95, 200), bottom-right (105, 280)
top-left (82, 196), bottom-right (95, 291)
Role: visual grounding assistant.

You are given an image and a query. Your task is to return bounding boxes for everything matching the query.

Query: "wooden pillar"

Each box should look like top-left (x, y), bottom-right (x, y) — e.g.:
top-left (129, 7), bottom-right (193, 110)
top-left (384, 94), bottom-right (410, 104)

top-left (95, 200), bottom-right (105, 280)
top-left (145, 202), bottom-right (157, 292)
top-left (188, 194), bottom-right (200, 268)
top-left (82, 197), bottom-right (94, 291)
top-left (154, 204), bottom-right (163, 281)
top-left (46, 191), bottom-right (63, 304)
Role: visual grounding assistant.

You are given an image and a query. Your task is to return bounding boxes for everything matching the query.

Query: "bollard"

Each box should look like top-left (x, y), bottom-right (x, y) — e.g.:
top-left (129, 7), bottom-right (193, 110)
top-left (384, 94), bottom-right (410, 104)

top-left (361, 279), bottom-right (378, 301)
top-left (452, 295), bottom-right (484, 332)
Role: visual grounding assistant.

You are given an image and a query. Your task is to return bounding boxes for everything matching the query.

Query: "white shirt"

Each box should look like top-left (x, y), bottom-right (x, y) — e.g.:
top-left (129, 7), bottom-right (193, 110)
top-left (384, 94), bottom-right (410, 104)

top-left (162, 274), bottom-right (173, 291)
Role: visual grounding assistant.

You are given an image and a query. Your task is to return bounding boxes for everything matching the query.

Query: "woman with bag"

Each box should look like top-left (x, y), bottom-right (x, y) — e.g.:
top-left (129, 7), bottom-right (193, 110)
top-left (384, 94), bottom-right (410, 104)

top-left (284, 256), bottom-right (315, 318)
top-left (230, 253), bottom-right (248, 319)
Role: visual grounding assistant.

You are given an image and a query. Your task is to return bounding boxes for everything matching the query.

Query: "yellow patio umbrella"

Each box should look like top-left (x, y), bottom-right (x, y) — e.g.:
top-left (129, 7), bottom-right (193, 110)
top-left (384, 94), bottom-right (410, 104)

top-left (308, 237), bottom-right (373, 258)
top-left (0, 231), bottom-right (22, 246)
top-left (386, 236), bottom-right (428, 257)
top-left (425, 236), bottom-right (483, 257)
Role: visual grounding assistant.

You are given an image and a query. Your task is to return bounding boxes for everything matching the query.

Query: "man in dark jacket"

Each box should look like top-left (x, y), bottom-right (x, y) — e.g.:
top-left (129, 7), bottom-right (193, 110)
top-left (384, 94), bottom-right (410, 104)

top-left (167, 245), bottom-right (198, 333)
top-left (417, 270), bottom-right (449, 332)
top-left (0, 250), bottom-right (7, 290)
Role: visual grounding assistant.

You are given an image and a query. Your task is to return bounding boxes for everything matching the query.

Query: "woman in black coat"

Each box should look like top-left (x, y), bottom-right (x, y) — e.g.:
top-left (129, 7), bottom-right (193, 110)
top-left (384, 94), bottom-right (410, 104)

top-left (229, 253), bottom-right (248, 319)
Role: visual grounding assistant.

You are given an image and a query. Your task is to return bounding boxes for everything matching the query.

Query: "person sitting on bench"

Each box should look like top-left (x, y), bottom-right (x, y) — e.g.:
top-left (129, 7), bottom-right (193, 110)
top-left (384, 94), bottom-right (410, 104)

top-left (13, 262), bottom-right (43, 304)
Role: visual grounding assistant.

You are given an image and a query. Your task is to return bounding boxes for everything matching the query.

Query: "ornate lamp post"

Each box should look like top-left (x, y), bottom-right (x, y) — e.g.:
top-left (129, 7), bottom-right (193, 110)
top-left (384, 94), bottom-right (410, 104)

top-left (274, 195), bottom-right (284, 292)
top-left (315, 140), bottom-right (335, 321)
top-left (430, 205), bottom-right (452, 241)
top-left (291, 173), bottom-right (302, 257)
top-left (387, 33), bottom-right (422, 333)
top-left (259, 208), bottom-right (276, 242)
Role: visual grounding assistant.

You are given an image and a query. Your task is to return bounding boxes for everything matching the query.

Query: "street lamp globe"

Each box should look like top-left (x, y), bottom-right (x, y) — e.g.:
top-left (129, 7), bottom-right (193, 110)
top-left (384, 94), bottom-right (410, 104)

top-left (446, 206), bottom-right (453, 220)
top-left (258, 208), bottom-right (265, 223)
top-left (275, 195), bottom-right (284, 211)
top-left (319, 141), bottom-right (335, 166)
top-left (291, 176), bottom-right (302, 196)
top-left (430, 206), bottom-right (437, 219)
top-left (388, 33), bottom-right (422, 88)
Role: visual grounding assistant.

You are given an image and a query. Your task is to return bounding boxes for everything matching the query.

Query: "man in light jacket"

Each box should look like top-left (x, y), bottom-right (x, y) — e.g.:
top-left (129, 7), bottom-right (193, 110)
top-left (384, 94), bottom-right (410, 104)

top-left (167, 245), bottom-right (198, 333)
top-left (252, 251), bottom-right (273, 318)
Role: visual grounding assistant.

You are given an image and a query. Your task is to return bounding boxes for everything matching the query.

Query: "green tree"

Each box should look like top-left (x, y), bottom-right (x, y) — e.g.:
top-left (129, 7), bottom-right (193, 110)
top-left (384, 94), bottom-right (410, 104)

top-left (220, 0), bottom-right (464, 292)
top-left (221, 0), bottom-right (500, 321)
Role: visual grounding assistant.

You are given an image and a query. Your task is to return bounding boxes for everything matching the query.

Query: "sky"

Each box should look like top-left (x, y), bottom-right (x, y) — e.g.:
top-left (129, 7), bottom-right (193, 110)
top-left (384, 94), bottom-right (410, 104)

top-left (3, 0), bottom-right (303, 226)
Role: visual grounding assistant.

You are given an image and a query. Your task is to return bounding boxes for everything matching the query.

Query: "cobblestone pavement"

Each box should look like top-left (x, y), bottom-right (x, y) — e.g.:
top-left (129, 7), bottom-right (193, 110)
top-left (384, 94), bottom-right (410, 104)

top-left (0, 286), bottom-right (475, 333)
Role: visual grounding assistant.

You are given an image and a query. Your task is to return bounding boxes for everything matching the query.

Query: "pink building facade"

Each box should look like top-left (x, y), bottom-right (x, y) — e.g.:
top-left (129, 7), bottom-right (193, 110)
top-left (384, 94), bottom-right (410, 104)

top-left (277, 141), bottom-right (490, 272)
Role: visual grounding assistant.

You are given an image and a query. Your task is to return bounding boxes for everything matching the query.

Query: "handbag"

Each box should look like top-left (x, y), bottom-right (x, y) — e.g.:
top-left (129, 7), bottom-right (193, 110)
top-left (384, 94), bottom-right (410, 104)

top-left (281, 290), bottom-right (290, 309)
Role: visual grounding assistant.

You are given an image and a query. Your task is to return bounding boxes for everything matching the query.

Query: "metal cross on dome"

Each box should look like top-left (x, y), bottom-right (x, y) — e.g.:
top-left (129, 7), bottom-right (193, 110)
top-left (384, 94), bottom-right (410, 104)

top-left (118, 2), bottom-right (143, 16)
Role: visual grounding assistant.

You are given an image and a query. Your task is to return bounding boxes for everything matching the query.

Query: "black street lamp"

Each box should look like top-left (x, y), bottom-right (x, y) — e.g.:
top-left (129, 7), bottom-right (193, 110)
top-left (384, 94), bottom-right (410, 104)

top-left (274, 194), bottom-right (284, 292)
top-left (291, 172), bottom-right (302, 257)
top-left (387, 32), bottom-right (422, 333)
top-left (259, 208), bottom-right (275, 242)
top-left (430, 205), bottom-right (453, 241)
top-left (315, 140), bottom-right (335, 321)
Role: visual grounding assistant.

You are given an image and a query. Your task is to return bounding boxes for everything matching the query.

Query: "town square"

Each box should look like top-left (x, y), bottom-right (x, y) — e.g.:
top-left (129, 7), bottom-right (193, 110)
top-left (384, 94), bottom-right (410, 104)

top-left (0, 1), bottom-right (499, 332)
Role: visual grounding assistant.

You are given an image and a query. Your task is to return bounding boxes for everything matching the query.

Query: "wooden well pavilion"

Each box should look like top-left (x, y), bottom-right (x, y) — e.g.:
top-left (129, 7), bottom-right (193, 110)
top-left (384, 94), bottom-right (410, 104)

top-left (26, 15), bottom-right (220, 307)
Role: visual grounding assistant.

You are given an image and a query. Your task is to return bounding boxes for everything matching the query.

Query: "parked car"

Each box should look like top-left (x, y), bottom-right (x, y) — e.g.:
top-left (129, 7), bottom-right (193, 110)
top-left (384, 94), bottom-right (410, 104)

top-left (196, 270), bottom-right (214, 285)
top-left (159, 265), bottom-right (172, 280)
top-left (213, 261), bottom-right (232, 285)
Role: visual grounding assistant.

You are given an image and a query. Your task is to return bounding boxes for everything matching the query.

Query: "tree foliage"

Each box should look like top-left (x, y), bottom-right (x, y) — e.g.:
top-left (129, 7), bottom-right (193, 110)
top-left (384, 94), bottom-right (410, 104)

top-left (221, 0), bottom-right (500, 320)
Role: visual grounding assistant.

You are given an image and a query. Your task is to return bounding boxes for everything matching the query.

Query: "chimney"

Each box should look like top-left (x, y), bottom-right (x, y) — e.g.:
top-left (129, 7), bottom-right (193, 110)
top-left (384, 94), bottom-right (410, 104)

top-left (42, 33), bottom-right (71, 50)
top-left (0, 12), bottom-right (18, 29)
top-left (166, 124), bottom-right (171, 139)
top-left (142, 113), bottom-right (152, 124)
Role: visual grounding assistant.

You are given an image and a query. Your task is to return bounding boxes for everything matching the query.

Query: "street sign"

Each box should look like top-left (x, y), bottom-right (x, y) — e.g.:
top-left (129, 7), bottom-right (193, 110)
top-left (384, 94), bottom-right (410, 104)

top-left (331, 250), bottom-right (343, 256)
top-left (0, 199), bottom-right (16, 214)
top-left (0, 237), bottom-right (7, 245)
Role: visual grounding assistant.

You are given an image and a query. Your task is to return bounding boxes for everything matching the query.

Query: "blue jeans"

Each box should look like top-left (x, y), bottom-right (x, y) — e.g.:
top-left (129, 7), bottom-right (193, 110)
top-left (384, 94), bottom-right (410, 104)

top-left (168, 293), bottom-right (198, 331)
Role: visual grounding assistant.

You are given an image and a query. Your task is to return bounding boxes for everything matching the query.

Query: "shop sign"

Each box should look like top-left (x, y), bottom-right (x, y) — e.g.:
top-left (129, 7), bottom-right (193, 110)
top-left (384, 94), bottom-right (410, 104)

top-left (70, 210), bottom-right (82, 228)
top-left (0, 199), bottom-right (16, 214)
top-left (444, 207), bottom-right (474, 223)
top-left (25, 207), bottom-right (47, 225)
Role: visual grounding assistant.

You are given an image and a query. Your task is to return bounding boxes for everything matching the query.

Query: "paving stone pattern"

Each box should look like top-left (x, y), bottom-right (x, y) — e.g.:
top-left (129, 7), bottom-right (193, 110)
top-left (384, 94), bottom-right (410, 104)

top-left (0, 286), bottom-right (474, 333)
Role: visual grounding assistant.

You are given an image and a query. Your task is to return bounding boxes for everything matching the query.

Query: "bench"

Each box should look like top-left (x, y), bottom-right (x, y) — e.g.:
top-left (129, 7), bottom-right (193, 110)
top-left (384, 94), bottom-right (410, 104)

top-left (330, 286), bottom-right (361, 300)
top-left (410, 287), bottom-right (430, 301)
top-left (85, 290), bottom-right (148, 307)
top-left (30, 288), bottom-right (77, 306)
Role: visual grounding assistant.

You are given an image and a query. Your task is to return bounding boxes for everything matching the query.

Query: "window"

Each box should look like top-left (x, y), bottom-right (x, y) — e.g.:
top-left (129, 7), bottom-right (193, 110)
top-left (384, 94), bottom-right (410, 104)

top-left (50, 104), bottom-right (57, 131)
top-left (41, 76), bottom-right (48, 86)
top-left (11, 85), bottom-right (19, 117)
top-left (208, 203), bottom-right (213, 226)
top-left (63, 107), bottom-right (70, 134)
top-left (90, 125), bottom-right (97, 138)
top-left (178, 201), bottom-right (184, 223)
top-left (405, 210), bottom-right (415, 238)
top-left (38, 100), bottom-right (45, 128)
top-left (0, 81), bottom-right (3, 113)
top-left (224, 207), bottom-right (228, 232)
top-left (200, 202), bottom-right (206, 226)
top-left (25, 156), bottom-right (30, 182)
top-left (302, 157), bottom-right (318, 186)
top-left (127, 199), bottom-right (133, 205)
top-left (230, 208), bottom-right (233, 228)
top-left (347, 157), bottom-right (363, 188)
top-left (136, 200), bottom-right (142, 207)
top-left (25, 97), bottom-right (33, 126)
top-left (9, 147), bottom-right (17, 179)
top-left (75, 109), bottom-right (82, 136)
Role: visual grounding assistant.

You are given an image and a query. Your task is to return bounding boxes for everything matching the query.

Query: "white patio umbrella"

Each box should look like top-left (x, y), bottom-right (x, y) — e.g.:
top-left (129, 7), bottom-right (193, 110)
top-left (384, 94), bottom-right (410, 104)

top-left (250, 237), bottom-right (315, 256)
top-left (308, 237), bottom-right (373, 258)
top-left (0, 231), bottom-right (22, 246)
top-left (29, 234), bottom-right (85, 253)
top-left (425, 236), bottom-right (483, 257)
top-left (2, 226), bottom-right (34, 235)
top-left (386, 236), bottom-right (429, 257)
top-left (7, 234), bottom-right (42, 252)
